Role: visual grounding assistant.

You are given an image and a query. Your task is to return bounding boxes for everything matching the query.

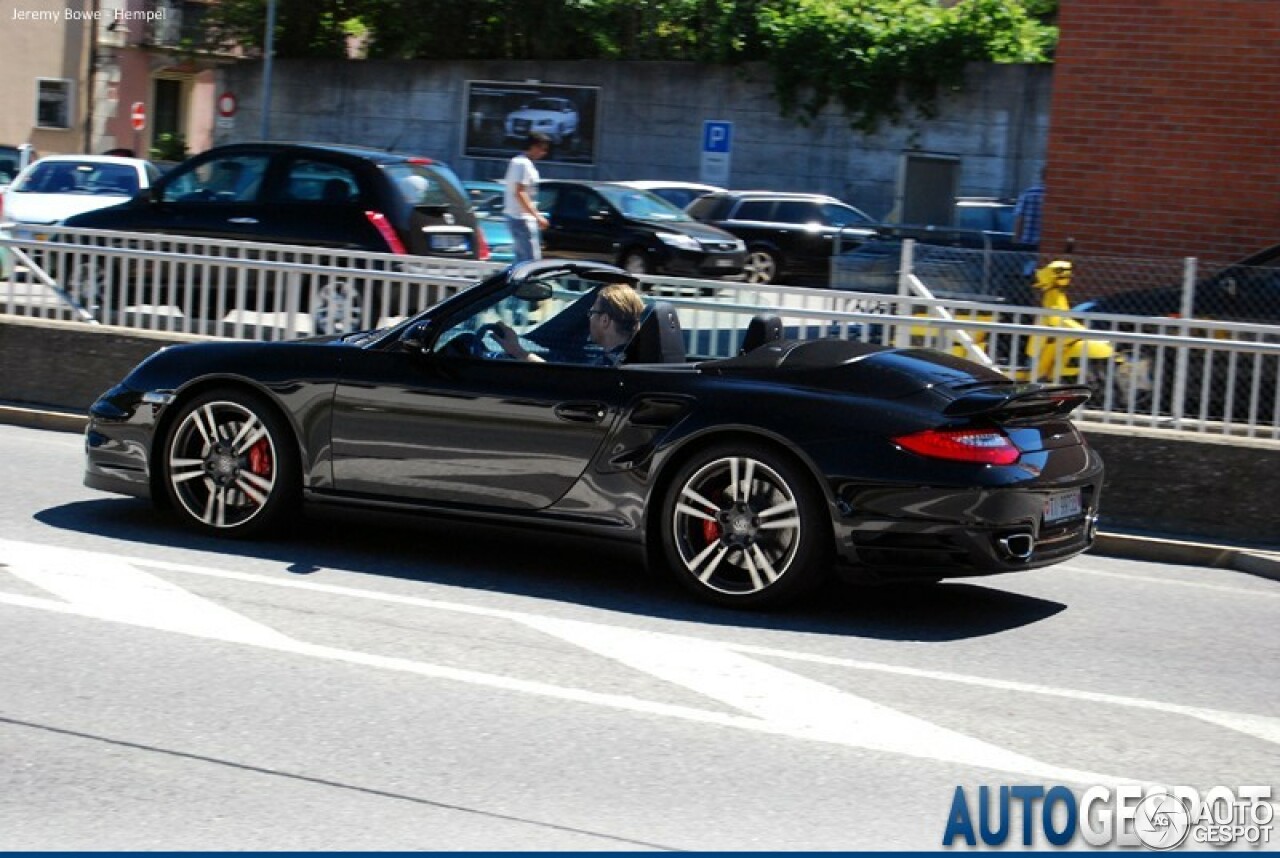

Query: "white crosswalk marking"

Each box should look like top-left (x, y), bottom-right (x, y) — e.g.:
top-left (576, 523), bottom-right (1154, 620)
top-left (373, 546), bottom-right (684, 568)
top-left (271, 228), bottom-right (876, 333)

top-left (2, 538), bottom-right (1272, 787)
top-left (3, 541), bottom-right (293, 647)
top-left (523, 615), bottom-right (1125, 782)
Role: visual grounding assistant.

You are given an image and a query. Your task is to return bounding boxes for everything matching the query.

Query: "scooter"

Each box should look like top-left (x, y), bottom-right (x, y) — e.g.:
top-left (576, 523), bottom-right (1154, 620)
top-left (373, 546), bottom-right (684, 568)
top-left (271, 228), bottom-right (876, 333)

top-left (912, 258), bottom-right (1152, 407)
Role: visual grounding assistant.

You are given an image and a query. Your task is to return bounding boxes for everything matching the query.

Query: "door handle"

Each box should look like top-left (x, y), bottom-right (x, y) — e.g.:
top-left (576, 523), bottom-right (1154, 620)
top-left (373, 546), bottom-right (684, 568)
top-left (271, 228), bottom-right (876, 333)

top-left (227, 217), bottom-right (259, 224)
top-left (554, 401), bottom-right (608, 424)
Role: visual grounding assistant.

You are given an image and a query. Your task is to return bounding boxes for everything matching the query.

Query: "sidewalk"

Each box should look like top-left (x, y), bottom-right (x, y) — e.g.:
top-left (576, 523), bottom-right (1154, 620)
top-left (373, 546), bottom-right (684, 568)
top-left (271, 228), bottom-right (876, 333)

top-left (4, 400), bottom-right (1278, 584)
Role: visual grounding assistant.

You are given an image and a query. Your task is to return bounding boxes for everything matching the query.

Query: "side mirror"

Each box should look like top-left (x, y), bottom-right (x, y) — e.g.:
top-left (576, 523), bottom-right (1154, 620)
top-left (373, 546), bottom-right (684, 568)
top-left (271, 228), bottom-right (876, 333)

top-left (400, 321), bottom-right (433, 352)
top-left (514, 280), bottom-right (554, 301)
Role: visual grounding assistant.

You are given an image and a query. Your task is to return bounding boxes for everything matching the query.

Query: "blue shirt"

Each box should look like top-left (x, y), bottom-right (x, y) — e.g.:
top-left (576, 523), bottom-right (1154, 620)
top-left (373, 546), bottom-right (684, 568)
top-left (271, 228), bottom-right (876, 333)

top-left (1014, 184), bottom-right (1044, 246)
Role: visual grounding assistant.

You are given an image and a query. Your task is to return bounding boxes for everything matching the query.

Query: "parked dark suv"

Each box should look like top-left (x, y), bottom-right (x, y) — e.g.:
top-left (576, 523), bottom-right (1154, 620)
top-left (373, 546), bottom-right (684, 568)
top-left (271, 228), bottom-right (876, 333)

top-left (537, 180), bottom-right (746, 278)
top-left (58, 143), bottom-right (484, 332)
top-left (64, 142), bottom-right (484, 259)
top-left (686, 190), bottom-right (879, 284)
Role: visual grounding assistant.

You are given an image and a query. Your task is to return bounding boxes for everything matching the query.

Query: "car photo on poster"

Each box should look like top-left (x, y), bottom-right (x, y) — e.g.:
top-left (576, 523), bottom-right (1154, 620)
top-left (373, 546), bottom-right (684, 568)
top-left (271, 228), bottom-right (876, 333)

top-left (463, 80), bottom-right (598, 165)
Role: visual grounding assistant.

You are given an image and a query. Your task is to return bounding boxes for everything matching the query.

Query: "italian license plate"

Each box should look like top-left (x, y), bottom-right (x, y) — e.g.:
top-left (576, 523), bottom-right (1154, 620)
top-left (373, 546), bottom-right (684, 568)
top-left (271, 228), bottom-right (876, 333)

top-left (1043, 489), bottom-right (1083, 523)
top-left (429, 234), bottom-right (468, 252)
top-left (714, 258), bottom-right (735, 267)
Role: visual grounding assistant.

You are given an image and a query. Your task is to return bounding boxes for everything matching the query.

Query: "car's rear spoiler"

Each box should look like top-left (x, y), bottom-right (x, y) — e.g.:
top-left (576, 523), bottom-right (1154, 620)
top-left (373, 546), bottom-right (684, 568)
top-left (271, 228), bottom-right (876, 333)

top-left (942, 385), bottom-right (1091, 419)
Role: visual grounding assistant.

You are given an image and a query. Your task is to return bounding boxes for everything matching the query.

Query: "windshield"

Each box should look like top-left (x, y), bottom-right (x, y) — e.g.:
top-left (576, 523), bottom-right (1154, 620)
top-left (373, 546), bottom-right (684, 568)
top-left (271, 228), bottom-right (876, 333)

top-left (597, 186), bottom-right (691, 222)
top-left (14, 161), bottom-right (139, 196)
top-left (528, 98), bottom-right (565, 111)
top-left (385, 162), bottom-right (466, 209)
top-left (432, 268), bottom-right (649, 365)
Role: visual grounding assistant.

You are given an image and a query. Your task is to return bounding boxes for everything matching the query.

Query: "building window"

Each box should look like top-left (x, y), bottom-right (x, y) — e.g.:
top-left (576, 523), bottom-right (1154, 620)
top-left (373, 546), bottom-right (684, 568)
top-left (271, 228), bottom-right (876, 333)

top-left (36, 79), bottom-right (74, 129)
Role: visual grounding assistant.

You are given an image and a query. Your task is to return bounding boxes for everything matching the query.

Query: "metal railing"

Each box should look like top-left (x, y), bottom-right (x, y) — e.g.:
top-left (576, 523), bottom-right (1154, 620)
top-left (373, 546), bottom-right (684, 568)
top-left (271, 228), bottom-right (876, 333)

top-left (2, 227), bottom-right (1277, 441)
top-left (0, 226), bottom-right (495, 338)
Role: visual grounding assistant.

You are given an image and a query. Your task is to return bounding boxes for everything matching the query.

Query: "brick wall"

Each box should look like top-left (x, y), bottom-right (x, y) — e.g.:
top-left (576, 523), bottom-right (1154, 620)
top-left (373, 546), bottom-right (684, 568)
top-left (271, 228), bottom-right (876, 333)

top-left (1045, 1), bottom-right (1280, 262)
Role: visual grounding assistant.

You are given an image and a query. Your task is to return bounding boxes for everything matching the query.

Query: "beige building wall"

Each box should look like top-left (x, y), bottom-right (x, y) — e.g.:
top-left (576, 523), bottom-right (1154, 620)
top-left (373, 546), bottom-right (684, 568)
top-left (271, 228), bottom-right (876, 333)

top-left (3, 0), bottom-right (224, 159)
top-left (3, 0), bottom-right (90, 155)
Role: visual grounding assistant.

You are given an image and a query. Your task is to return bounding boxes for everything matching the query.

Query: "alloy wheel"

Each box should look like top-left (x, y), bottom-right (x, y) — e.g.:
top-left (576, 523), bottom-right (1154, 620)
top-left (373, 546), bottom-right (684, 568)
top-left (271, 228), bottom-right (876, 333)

top-left (670, 454), bottom-right (804, 597)
top-left (166, 397), bottom-right (283, 532)
top-left (744, 250), bottom-right (778, 284)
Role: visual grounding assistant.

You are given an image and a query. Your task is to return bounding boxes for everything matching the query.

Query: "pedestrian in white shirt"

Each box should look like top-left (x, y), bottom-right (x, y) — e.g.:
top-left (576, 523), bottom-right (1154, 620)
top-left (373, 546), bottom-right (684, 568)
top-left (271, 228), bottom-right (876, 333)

top-left (503, 132), bottom-right (551, 261)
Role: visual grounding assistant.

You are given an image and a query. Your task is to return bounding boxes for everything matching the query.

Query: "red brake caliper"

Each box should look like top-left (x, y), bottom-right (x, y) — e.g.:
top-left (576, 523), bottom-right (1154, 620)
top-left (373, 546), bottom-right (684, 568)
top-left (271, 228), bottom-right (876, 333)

top-left (702, 518), bottom-right (721, 545)
top-left (247, 438), bottom-right (272, 478)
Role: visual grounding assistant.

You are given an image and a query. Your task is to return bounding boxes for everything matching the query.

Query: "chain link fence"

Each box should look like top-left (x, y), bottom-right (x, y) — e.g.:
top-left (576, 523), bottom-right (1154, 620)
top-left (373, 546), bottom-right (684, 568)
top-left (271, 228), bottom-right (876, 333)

top-left (829, 241), bottom-right (1280, 429)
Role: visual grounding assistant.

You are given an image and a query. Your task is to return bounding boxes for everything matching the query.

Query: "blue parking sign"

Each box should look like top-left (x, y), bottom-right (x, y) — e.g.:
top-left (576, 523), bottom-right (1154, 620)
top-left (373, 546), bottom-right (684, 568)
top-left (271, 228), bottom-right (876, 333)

top-left (703, 121), bottom-right (733, 154)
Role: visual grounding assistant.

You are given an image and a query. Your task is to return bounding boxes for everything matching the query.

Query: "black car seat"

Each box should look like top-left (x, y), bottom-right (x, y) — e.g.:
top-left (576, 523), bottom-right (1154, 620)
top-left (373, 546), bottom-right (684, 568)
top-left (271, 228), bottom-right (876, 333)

top-left (47, 169), bottom-right (77, 193)
top-left (322, 178), bottom-right (350, 203)
top-left (740, 314), bottom-right (783, 354)
top-left (624, 302), bottom-right (686, 364)
top-left (556, 188), bottom-right (592, 220)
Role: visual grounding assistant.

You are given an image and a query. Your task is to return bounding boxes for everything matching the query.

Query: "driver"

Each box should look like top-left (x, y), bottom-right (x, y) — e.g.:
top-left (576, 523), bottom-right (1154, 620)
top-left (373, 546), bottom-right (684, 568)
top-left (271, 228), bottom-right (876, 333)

top-left (494, 282), bottom-right (644, 365)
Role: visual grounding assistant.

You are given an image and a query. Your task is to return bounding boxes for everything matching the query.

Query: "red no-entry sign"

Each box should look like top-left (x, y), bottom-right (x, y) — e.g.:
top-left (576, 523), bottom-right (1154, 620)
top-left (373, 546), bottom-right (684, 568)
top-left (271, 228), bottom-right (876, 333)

top-left (130, 102), bottom-right (146, 132)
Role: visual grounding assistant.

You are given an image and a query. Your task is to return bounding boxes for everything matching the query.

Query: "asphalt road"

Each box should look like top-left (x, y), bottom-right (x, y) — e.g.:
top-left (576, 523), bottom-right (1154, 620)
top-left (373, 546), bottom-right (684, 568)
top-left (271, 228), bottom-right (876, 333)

top-left (1, 424), bottom-right (1276, 851)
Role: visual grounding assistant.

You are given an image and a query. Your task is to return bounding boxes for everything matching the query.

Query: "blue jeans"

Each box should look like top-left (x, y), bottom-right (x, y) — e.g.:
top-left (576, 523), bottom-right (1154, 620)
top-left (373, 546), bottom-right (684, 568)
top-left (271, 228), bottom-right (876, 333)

top-left (506, 215), bottom-right (542, 262)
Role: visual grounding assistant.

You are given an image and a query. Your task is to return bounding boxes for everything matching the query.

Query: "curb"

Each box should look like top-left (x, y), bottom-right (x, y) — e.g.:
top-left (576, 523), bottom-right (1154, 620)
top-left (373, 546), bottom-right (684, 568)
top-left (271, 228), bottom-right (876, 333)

top-left (2, 402), bottom-right (1277, 583)
top-left (1088, 532), bottom-right (1280, 583)
top-left (0, 403), bottom-right (88, 434)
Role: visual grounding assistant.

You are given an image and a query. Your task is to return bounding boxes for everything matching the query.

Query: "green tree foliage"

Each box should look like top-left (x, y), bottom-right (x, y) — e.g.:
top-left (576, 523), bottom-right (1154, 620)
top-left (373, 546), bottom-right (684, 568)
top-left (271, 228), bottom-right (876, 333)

top-left (202, 0), bottom-right (1055, 130)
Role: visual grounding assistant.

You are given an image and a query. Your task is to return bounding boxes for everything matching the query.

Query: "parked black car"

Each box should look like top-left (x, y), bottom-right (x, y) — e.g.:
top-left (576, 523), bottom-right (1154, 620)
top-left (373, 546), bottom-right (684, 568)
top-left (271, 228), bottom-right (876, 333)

top-left (686, 190), bottom-right (879, 285)
top-left (1075, 243), bottom-right (1280, 420)
top-left (64, 142), bottom-right (483, 260)
top-left (1075, 242), bottom-right (1280, 324)
top-left (537, 180), bottom-right (746, 278)
top-left (57, 143), bottom-right (484, 333)
top-left (83, 259), bottom-right (1104, 609)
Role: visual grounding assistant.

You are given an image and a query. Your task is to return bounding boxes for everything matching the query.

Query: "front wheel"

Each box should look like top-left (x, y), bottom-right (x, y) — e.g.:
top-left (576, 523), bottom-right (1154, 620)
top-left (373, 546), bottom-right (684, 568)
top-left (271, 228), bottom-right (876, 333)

top-left (660, 443), bottom-right (831, 609)
top-left (743, 248), bottom-right (780, 284)
top-left (162, 389), bottom-right (299, 537)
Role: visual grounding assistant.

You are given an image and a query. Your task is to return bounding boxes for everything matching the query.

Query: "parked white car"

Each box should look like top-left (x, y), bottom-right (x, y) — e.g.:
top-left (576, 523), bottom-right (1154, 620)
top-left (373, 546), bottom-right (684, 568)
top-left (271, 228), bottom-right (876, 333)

top-left (615, 181), bottom-right (726, 211)
top-left (2, 154), bottom-right (160, 240)
top-left (504, 97), bottom-right (579, 144)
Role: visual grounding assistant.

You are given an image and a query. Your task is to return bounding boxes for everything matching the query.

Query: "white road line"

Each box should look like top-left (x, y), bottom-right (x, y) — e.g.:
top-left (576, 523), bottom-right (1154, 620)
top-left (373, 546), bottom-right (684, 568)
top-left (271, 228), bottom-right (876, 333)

top-left (523, 615), bottom-right (1122, 783)
top-left (0, 538), bottom-right (1272, 785)
top-left (1059, 564), bottom-right (1280, 597)
top-left (3, 546), bottom-right (294, 647)
top-left (727, 644), bottom-right (1280, 748)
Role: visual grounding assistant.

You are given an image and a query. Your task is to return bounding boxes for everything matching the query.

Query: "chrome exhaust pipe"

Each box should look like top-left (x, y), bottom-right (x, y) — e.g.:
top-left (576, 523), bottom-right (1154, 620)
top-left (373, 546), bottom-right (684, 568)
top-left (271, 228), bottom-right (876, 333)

top-left (997, 532), bottom-right (1035, 562)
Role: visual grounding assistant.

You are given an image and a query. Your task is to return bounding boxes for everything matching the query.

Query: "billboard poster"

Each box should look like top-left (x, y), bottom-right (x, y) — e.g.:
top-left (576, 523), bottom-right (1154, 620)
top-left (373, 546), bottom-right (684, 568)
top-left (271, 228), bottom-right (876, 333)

top-left (463, 81), bottom-right (599, 166)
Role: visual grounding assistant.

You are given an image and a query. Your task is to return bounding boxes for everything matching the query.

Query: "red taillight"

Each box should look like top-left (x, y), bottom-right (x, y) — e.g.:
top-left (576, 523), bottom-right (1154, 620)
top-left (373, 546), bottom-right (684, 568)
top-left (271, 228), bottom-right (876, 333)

top-left (365, 210), bottom-right (407, 255)
top-left (894, 427), bottom-right (1020, 465)
top-left (474, 224), bottom-right (490, 260)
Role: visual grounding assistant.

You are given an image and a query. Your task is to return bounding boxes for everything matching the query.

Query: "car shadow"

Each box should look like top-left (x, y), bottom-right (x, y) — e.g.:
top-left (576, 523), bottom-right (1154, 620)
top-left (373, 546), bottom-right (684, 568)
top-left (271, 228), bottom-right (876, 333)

top-left (34, 498), bottom-right (1066, 643)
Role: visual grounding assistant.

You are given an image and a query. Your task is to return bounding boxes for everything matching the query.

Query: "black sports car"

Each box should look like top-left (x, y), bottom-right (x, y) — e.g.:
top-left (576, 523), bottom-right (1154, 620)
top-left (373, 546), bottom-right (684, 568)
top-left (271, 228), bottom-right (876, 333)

top-left (84, 260), bottom-right (1104, 609)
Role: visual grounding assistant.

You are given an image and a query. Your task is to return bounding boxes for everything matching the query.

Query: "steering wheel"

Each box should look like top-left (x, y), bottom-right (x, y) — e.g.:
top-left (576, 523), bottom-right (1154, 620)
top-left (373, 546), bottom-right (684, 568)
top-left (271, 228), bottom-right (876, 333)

top-left (472, 323), bottom-right (510, 359)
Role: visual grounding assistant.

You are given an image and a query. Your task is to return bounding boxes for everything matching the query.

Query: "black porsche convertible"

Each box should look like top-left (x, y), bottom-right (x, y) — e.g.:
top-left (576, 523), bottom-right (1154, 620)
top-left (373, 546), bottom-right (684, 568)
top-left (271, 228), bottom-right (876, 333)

top-left (84, 260), bottom-right (1104, 608)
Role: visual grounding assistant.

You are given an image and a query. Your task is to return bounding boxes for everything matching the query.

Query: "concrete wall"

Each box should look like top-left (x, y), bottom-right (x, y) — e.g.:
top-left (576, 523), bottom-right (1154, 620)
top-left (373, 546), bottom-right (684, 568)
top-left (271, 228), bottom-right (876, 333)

top-left (217, 60), bottom-right (1051, 221)
top-left (3, 315), bottom-right (1275, 550)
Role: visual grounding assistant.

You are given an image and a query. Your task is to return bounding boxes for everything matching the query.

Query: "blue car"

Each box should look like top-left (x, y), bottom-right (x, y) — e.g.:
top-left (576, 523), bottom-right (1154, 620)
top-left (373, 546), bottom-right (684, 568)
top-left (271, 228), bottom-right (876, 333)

top-left (465, 180), bottom-right (515, 263)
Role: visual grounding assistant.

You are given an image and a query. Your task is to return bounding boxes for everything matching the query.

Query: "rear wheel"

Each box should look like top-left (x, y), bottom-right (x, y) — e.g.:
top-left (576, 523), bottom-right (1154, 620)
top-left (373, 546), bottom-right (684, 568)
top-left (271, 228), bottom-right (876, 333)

top-left (310, 278), bottom-right (363, 335)
top-left (743, 248), bottom-right (780, 284)
top-left (660, 443), bottom-right (830, 609)
top-left (621, 250), bottom-right (650, 275)
top-left (68, 261), bottom-right (109, 316)
top-left (1085, 348), bottom-right (1154, 412)
top-left (162, 388), bottom-right (299, 537)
